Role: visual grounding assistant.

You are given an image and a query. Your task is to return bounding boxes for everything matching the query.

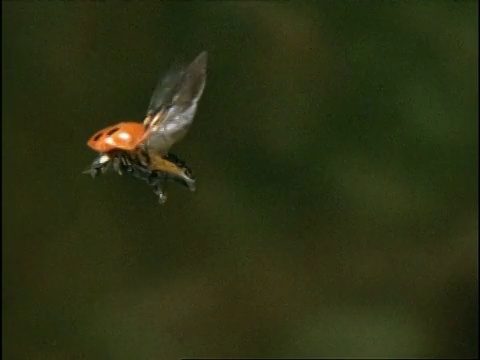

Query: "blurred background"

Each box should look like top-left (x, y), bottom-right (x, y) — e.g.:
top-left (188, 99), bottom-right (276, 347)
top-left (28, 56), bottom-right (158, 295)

top-left (2, 2), bottom-right (478, 359)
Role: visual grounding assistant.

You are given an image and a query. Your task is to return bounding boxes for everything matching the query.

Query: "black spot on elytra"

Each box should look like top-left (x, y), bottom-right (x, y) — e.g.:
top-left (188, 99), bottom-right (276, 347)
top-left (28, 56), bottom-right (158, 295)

top-left (106, 127), bottom-right (120, 136)
top-left (92, 132), bottom-right (103, 141)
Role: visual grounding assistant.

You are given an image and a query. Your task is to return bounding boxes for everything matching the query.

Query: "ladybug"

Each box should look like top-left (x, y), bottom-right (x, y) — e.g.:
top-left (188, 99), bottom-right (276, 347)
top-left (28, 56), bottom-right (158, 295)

top-left (84, 51), bottom-right (207, 204)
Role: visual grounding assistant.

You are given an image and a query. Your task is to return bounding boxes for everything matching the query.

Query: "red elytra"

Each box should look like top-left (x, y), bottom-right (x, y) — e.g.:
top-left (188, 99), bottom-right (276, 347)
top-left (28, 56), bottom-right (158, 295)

top-left (87, 122), bottom-right (146, 153)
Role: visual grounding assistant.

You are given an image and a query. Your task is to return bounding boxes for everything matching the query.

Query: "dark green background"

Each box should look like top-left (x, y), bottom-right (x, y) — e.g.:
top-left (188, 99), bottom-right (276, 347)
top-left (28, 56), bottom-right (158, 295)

top-left (2, 2), bottom-right (478, 359)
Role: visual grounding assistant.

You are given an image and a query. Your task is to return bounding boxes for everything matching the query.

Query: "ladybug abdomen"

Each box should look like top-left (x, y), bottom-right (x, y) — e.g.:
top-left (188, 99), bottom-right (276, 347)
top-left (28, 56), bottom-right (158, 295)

top-left (87, 122), bottom-right (145, 153)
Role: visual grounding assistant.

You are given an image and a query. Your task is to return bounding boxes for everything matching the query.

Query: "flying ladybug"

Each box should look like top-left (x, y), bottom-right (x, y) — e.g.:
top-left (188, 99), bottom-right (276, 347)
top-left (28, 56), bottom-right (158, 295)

top-left (84, 51), bottom-right (207, 204)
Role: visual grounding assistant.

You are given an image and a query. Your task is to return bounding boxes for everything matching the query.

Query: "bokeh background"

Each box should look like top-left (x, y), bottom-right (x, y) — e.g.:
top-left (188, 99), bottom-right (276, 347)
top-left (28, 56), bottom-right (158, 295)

top-left (2, 2), bottom-right (478, 359)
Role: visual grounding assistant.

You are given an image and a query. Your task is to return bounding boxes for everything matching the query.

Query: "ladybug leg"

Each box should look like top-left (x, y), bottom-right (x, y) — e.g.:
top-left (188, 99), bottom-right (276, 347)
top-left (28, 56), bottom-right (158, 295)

top-left (153, 184), bottom-right (167, 204)
top-left (110, 153), bottom-right (135, 175)
top-left (112, 156), bottom-right (123, 176)
top-left (121, 156), bottom-right (135, 174)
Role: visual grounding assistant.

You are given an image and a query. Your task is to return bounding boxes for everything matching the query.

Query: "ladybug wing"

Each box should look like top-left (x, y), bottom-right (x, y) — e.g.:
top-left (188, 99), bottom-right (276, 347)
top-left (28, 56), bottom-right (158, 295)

top-left (145, 62), bottom-right (185, 118)
top-left (143, 51), bottom-right (207, 155)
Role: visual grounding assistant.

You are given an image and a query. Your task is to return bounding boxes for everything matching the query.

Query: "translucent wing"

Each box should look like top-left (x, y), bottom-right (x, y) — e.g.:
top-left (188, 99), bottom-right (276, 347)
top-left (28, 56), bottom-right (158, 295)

top-left (143, 51), bottom-right (207, 155)
top-left (145, 63), bottom-right (186, 118)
